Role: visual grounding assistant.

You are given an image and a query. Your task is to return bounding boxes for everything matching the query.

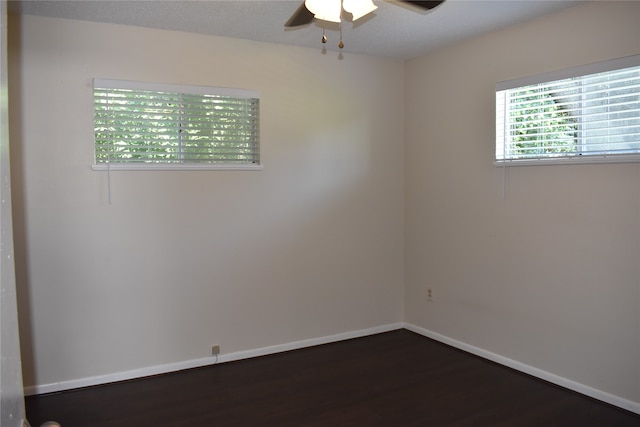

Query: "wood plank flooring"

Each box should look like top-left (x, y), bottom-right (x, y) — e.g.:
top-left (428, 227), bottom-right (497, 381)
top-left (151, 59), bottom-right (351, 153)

top-left (25, 329), bottom-right (640, 426)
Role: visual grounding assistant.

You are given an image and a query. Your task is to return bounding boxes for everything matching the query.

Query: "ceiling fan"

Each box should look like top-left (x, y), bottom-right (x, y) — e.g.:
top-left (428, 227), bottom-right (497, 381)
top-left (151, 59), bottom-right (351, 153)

top-left (285, 1), bottom-right (446, 48)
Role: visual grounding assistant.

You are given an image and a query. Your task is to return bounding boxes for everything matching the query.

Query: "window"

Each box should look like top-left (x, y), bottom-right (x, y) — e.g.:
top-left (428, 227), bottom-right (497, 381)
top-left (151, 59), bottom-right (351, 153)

top-left (93, 79), bottom-right (260, 170)
top-left (496, 56), bottom-right (640, 165)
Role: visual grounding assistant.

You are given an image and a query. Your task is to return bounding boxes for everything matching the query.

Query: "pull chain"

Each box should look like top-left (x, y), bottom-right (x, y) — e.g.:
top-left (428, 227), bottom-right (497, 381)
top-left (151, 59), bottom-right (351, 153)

top-left (339, 2), bottom-right (344, 48)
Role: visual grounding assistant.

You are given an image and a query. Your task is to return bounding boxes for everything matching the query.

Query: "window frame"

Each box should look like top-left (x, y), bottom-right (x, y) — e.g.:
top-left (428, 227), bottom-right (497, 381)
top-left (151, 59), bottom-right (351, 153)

top-left (92, 78), bottom-right (262, 171)
top-left (495, 55), bottom-right (640, 166)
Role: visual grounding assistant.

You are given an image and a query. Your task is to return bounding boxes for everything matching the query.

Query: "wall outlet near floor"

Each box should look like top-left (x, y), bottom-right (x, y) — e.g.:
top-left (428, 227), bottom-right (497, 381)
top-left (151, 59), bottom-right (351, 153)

top-left (427, 288), bottom-right (433, 302)
top-left (211, 345), bottom-right (220, 356)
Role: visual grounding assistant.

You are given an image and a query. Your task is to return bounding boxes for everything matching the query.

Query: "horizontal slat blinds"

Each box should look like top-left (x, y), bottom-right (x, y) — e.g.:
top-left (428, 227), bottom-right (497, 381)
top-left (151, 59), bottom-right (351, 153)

top-left (496, 56), bottom-right (640, 164)
top-left (94, 79), bottom-right (260, 166)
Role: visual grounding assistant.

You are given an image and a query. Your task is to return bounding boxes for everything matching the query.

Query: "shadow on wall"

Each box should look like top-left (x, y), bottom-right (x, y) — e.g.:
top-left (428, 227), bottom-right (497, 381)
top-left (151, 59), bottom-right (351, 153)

top-left (7, 12), bottom-right (37, 390)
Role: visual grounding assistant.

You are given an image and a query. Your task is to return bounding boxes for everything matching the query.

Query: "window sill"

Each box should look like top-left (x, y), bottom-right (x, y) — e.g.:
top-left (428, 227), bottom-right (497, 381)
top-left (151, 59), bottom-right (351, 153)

top-left (494, 155), bottom-right (640, 167)
top-left (92, 163), bottom-right (263, 171)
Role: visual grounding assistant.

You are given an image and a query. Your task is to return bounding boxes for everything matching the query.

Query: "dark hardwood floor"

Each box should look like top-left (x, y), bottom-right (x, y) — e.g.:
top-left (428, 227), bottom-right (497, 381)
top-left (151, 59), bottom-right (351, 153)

top-left (26, 330), bottom-right (640, 426)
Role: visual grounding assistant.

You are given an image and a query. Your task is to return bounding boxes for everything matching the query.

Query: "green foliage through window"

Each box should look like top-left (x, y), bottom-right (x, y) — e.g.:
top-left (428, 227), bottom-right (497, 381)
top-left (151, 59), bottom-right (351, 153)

top-left (94, 80), bottom-right (260, 166)
top-left (496, 59), bottom-right (639, 163)
top-left (507, 87), bottom-right (578, 157)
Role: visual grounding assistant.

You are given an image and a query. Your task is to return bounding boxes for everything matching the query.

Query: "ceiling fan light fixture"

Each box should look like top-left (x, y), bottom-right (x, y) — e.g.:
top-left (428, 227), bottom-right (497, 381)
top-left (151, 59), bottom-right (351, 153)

top-left (286, 0), bottom-right (447, 51)
top-left (343, 0), bottom-right (378, 21)
top-left (305, 0), bottom-right (342, 23)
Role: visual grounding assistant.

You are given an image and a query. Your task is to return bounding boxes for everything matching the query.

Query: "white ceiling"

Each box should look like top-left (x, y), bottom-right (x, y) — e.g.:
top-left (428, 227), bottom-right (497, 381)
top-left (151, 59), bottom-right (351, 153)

top-left (9, 0), bottom-right (587, 60)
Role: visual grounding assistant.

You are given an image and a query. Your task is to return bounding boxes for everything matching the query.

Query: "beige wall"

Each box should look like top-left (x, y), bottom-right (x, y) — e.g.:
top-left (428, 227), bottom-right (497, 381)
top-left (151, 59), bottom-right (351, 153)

top-left (405, 1), bottom-right (640, 404)
top-left (9, 14), bottom-right (405, 388)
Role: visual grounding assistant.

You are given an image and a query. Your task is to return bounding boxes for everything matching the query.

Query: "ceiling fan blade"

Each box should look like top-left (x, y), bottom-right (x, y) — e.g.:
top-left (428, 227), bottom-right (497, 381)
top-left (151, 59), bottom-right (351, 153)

top-left (400, 1), bottom-right (446, 10)
top-left (285, 2), bottom-right (315, 27)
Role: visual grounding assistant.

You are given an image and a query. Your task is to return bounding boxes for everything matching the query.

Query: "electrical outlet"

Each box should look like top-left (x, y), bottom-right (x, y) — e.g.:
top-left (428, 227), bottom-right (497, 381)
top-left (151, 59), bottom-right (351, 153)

top-left (427, 288), bottom-right (433, 302)
top-left (211, 345), bottom-right (220, 356)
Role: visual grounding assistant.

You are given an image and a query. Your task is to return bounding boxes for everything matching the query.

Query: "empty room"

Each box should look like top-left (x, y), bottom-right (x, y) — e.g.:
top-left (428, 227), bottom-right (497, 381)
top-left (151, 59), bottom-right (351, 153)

top-left (1, 1), bottom-right (639, 426)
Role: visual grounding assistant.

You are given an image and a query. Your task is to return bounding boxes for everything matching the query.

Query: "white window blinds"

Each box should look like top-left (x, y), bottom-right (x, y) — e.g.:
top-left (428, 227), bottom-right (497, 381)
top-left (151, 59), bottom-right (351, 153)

top-left (496, 56), bottom-right (640, 165)
top-left (94, 79), bottom-right (260, 169)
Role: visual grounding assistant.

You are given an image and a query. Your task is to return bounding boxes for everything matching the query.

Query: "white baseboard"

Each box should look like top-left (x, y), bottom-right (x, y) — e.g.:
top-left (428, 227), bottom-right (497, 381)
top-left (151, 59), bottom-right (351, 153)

top-left (23, 323), bottom-right (404, 396)
top-left (403, 322), bottom-right (640, 416)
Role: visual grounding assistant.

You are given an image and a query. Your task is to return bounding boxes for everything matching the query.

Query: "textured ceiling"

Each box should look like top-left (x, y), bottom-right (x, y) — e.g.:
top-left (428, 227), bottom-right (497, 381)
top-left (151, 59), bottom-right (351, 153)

top-left (9, 0), bottom-right (586, 60)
